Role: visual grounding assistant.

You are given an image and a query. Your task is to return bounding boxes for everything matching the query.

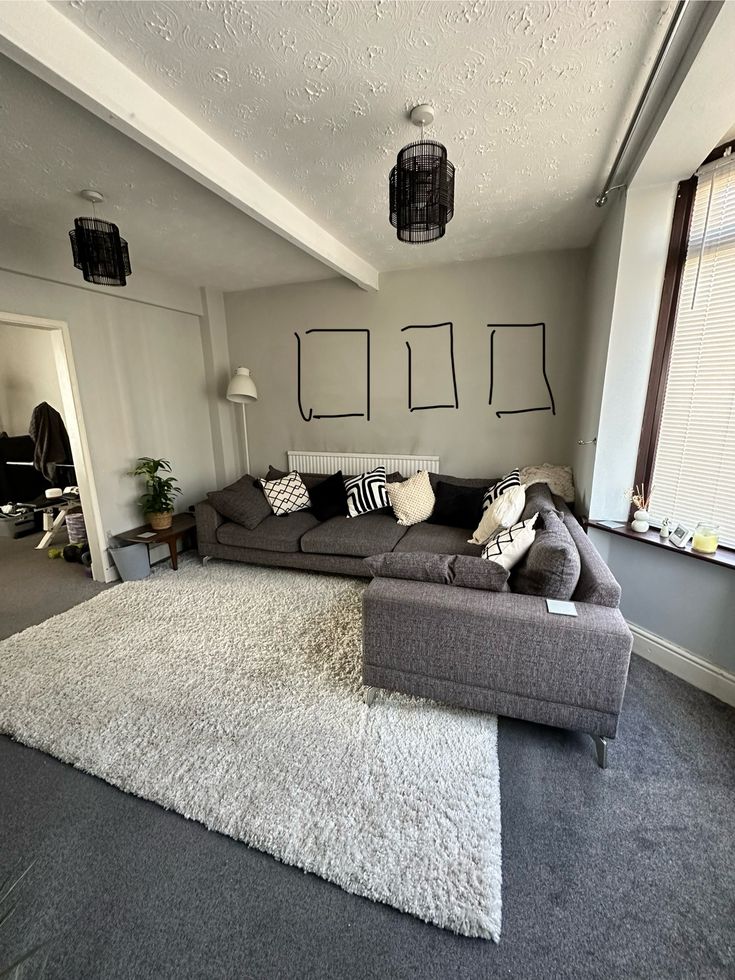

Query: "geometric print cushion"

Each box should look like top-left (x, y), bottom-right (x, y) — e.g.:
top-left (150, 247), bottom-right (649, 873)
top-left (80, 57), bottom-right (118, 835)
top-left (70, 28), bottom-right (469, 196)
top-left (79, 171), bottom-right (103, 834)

top-left (481, 512), bottom-right (539, 570)
top-left (259, 471), bottom-right (311, 516)
top-left (482, 468), bottom-right (521, 512)
top-left (344, 466), bottom-right (390, 518)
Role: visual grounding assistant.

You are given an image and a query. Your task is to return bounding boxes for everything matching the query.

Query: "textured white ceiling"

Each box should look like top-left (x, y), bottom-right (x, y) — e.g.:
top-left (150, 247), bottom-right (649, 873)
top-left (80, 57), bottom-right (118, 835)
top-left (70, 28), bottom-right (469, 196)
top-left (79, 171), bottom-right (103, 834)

top-left (57, 0), bottom-right (673, 273)
top-left (0, 54), bottom-right (336, 290)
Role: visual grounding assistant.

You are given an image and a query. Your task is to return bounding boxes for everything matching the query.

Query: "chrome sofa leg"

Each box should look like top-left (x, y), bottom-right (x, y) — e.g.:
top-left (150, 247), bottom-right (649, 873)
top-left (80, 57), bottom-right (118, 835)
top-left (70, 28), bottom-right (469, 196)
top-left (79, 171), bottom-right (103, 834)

top-left (591, 734), bottom-right (608, 769)
top-left (363, 686), bottom-right (378, 707)
top-left (202, 555), bottom-right (212, 567)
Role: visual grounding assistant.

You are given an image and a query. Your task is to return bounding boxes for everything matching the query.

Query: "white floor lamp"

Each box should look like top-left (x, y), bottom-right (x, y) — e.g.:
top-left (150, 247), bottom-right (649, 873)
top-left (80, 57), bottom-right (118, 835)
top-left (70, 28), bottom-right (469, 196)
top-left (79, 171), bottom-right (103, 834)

top-left (226, 367), bottom-right (258, 474)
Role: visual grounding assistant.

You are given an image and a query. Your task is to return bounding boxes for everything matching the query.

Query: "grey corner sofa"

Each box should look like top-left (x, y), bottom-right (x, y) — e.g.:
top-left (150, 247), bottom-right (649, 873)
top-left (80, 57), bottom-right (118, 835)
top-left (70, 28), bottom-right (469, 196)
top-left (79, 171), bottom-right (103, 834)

top-left (196, 470), bottom-right (632, 767)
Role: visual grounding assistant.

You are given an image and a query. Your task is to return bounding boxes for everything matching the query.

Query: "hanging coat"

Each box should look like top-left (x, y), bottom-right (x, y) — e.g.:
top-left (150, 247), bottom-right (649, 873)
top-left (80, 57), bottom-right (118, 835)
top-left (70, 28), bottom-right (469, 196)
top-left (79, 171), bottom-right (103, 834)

top-left (29, 402), bottom-right (72, 482)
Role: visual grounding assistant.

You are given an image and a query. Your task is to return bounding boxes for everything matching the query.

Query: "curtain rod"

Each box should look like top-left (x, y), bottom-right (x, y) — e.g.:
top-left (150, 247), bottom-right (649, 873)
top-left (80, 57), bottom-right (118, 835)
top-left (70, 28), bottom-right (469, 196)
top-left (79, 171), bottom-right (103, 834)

top-left (596, 0), bottom-right (690, 207)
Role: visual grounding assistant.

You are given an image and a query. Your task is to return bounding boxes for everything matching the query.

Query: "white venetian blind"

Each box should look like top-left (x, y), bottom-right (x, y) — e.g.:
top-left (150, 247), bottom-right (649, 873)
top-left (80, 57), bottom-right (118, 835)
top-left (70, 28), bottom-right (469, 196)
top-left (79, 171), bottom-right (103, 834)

top-left (650, 152), bottom-right (735, 547)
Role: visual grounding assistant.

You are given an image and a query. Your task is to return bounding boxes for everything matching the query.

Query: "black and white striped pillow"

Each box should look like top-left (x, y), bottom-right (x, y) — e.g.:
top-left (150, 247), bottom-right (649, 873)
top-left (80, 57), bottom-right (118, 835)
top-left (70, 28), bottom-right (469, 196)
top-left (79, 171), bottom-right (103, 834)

top-left (344, 467), bottom-right (389, 518)
top-left (482, 468), bottom-right (521, 513)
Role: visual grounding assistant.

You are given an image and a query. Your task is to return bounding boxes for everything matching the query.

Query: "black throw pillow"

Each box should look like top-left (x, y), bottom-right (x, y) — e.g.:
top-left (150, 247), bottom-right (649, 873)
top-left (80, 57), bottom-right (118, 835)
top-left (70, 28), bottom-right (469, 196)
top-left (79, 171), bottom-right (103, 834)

top-left (427, 481), bottom-right (485, 529)
top-left (309, 471), bottom-right (349, 522)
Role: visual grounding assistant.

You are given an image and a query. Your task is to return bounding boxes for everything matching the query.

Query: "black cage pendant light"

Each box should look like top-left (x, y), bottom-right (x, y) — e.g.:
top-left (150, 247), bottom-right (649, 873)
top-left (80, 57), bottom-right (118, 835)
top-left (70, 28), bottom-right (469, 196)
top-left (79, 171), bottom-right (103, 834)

top-left (69, 189), bottom-right (132, 287)
top-left (389, 104), bottom-right (455, 244)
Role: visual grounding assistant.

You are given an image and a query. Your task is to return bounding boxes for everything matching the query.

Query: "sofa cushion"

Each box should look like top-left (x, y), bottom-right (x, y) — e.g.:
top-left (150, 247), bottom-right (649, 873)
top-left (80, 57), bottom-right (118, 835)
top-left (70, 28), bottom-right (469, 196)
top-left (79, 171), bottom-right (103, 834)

top-left (216, 512), bottom-right (319, 553)
top-left (394, 523), bottom-right (483, 557)
top-left (482, 468), bottom-right (522, 511)
top-left (365, 551), bottom-right (510, 593)
top-left (520, 481), bottom-right (562, 522)
top-left (452, 556), bottom-right (511, 592)
top-left (300, 512), bottom-right (407, 558)
top-left (427, 481), bottom-right (484, 529)
top-left (428, 472), bottom-right (496, 491)
top-left (365, 551), bottom-right (454, 585)
top-left (386, 470), bottom-right (435, 526)
top-left (469, 484), bottom-right (527, 545)
top-left (512, 509), bottom-right (581, 599)
top-left (482, 515), bottom-right (538, 570)
top-left (308, 471), bottom-right (349, 522)
top-left (207, 474), bottom-right (271, 530)
top-left (562, 509), bottom-right (622, 608)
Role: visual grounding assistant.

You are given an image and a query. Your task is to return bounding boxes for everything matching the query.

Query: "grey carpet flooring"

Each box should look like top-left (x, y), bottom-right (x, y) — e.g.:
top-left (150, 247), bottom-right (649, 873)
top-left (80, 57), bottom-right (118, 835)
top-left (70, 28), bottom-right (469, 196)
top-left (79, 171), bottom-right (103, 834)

top-left (1, 543), bottom-right (733, 979)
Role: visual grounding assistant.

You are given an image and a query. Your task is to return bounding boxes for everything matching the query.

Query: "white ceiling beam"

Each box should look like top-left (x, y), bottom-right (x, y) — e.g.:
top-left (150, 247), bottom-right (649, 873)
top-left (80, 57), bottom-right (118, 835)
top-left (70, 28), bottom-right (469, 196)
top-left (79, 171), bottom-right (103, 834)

top-left (0, 1), bottom-right (379, 292)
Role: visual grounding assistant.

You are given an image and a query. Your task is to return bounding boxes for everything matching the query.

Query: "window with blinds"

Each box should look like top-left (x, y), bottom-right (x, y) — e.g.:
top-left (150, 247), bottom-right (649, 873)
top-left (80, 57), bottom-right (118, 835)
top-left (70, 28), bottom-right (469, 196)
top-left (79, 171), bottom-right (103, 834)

top-left (650, 151), bottom-right (735, 547)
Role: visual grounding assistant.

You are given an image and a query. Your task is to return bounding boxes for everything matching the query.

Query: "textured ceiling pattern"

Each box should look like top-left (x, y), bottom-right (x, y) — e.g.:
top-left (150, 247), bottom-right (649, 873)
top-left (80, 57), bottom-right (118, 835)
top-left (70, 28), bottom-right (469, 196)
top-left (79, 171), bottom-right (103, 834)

top-left (58, 0), bottom-right (673, 271)
top-left (0, 54), bottom-right (334, 290)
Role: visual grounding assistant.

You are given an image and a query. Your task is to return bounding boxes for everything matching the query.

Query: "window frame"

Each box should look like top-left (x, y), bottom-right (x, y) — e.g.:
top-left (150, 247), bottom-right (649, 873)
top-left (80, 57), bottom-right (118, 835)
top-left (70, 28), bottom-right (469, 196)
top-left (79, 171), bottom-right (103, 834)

top-left (634, 141), bottom-right (735, 536)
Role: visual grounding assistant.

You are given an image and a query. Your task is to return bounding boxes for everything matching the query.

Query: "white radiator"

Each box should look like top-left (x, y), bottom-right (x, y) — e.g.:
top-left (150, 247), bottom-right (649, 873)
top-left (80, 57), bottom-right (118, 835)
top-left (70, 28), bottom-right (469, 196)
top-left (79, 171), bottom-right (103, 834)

top-left (286, 451), bottom-right (440, 478)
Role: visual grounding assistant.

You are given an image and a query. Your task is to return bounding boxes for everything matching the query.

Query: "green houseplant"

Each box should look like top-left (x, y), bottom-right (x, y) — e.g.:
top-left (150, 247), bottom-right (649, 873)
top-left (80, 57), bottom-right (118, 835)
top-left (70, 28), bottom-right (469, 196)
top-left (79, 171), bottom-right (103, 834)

top-left (130, 457), bottom-right (182, 530)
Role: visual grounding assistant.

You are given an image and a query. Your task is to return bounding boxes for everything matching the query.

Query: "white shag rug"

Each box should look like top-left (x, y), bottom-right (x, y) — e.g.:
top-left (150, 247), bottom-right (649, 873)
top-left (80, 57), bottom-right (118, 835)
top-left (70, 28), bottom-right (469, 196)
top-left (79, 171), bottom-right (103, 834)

top-left (0, 560), bottom-right (502, 940)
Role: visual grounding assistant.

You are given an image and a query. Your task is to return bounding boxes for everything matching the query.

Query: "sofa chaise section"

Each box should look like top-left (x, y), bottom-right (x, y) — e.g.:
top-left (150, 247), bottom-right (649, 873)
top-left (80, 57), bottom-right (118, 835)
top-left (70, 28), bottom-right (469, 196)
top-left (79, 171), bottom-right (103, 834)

top-left (362, 578), bottom-right (632, 744)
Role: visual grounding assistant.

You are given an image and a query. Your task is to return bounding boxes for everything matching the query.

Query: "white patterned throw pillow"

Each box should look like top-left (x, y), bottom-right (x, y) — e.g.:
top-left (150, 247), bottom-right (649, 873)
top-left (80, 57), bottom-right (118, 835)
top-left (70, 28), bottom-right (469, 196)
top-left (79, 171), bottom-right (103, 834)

top-left (482, 468), bottom-right (521, 512)
top-left (344, 466), bottom-right (390, 518)
top-left (469, 484), bottom-right (527, 545)
top-left (259, 471), bottom-right (311, 516)
top-left (386, 470), bottom-right (435, 526)
top-left (481, 513), bottom-right (539, 570)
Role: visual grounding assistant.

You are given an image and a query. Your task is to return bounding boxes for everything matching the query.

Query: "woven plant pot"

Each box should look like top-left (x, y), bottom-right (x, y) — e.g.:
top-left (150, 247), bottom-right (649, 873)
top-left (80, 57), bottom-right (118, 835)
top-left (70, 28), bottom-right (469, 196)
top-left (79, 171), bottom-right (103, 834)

top-left (148, 511), bottom-right (173, 531)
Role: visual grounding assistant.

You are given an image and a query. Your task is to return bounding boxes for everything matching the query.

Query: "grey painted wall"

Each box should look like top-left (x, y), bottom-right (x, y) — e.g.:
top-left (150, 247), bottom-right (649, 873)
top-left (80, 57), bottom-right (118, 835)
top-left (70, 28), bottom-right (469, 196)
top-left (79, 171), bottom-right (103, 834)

top-left (224, 249), bottom-right (588, 479)
top-left (591, 530), bottom-right (735, 673)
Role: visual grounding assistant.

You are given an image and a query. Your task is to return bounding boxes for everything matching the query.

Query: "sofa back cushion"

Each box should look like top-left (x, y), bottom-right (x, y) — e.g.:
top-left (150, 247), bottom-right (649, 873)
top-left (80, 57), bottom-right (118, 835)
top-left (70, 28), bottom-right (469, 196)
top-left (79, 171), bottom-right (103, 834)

top-left (428, 472), bottom-right (498, 491)
top-left (427, 481), bottom-right (484, 529)
top-left (520, 481), bottom-right (562, 522)
top-left (512, 509), bottom-right (581, 600)
top-left (560, 508), bottom-right (623, 608)
top-left (365, 551), bottom-right (510, 592)
top-left (207, 474), bottom-right (271, 530)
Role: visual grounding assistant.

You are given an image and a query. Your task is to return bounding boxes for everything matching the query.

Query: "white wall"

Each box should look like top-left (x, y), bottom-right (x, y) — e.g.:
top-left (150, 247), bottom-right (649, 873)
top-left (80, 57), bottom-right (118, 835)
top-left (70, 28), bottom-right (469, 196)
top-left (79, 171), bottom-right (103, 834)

top-left (572, 194), bottom-right (625, 516)
top-left (224, 250), bottom-right (589, 479)
top-left (0, 229), bottom-right (220, 579)
top-left (0, 320), bottom-right (65, 434)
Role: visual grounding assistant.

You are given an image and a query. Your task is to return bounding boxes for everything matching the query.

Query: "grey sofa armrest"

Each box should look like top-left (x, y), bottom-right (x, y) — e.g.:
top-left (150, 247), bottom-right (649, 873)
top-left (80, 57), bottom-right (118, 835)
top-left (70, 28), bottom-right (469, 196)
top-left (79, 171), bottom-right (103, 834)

top-left (363, 577), bottom-right (632, 737)
top-left (195, 499), bottom-right (224, 550)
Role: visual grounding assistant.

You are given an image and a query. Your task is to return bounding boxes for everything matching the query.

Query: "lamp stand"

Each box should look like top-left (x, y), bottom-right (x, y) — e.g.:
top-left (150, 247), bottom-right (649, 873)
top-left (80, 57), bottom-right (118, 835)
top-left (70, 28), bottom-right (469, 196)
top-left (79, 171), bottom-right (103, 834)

top-left (241, 403), bottom-right (251, 475)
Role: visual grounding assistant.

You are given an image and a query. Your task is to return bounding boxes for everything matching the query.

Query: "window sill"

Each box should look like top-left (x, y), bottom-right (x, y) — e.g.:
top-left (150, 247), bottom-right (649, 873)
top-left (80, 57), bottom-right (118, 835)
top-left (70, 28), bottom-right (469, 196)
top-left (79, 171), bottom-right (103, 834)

top-left (587, 520), bottom-right (735, 572)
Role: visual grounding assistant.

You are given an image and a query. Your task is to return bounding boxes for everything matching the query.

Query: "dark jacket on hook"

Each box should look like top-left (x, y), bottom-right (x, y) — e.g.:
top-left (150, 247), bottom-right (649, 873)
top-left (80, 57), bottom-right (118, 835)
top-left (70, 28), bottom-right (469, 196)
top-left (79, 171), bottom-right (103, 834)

top-left (29, 401), bottom-right (72, 483)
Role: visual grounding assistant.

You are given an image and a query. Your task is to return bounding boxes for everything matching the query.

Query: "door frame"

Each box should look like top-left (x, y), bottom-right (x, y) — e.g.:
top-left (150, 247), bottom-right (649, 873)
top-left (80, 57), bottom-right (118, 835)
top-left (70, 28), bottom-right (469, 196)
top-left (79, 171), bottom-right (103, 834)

top-left (0, 310), bottom-right (106, 581)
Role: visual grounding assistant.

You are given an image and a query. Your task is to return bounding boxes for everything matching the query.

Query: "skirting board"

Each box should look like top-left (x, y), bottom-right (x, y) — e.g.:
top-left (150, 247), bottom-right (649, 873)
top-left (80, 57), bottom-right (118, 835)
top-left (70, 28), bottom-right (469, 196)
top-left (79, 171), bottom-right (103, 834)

top-left (629, 623), bottom-right (735, 708)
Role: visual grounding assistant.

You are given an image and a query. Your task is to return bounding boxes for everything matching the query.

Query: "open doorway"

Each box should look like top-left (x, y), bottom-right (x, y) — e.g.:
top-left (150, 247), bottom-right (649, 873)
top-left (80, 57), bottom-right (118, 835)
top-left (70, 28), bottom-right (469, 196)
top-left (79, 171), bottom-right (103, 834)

top-left (0, 311), bottom-right (105, 584)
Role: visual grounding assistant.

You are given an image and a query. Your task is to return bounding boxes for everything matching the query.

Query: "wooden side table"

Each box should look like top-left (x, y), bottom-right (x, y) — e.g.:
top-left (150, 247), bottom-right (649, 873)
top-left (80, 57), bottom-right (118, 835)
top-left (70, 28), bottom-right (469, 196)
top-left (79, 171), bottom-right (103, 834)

top-left (115, 513), bottom-right (197, 571)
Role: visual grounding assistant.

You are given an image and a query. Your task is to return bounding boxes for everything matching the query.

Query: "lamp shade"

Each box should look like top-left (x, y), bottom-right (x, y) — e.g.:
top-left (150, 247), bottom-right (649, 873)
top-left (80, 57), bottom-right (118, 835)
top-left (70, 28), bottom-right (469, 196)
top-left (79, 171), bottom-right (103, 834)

top-left (226, 367), bottom-right (258, 403)
top-left (69, 216), bottom-right (132, 286)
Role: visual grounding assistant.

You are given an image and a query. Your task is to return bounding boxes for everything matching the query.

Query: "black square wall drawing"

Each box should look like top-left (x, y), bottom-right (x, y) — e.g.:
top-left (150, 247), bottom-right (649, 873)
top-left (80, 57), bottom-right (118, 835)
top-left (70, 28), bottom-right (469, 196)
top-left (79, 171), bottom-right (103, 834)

top-left (295, 329), bottom-right (371, 421)
top-left (402, 322), bottom-right (459, 411)
top-left (488, 323), bottom-right (556, 418)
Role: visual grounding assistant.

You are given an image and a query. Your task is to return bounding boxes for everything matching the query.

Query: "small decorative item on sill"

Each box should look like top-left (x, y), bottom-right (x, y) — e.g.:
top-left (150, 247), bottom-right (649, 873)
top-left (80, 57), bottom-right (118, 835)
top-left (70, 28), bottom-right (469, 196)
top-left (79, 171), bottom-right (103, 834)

top-left (130, 456), bottom-right (182, 531)
top-left (659, 517), bottom-right (671, 540)
top-left (691, 522), bottom-right (720, 555)
top-left (624, 483), bottom-right (653, 533)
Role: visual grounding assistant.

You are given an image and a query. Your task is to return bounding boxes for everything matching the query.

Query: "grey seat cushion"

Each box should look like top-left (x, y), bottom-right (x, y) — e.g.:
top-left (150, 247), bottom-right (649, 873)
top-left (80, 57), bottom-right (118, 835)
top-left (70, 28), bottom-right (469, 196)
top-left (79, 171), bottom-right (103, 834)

top-left (512, 509), bottom-right (581, 600)
top-left (216, 512), bottom-right (319, 553)
top-left (394, 523), bottom-right (483, 557)
top-left (300, 512), bottom-right (408, 557)
top-left (207, 474), bottom-right (272, 530)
